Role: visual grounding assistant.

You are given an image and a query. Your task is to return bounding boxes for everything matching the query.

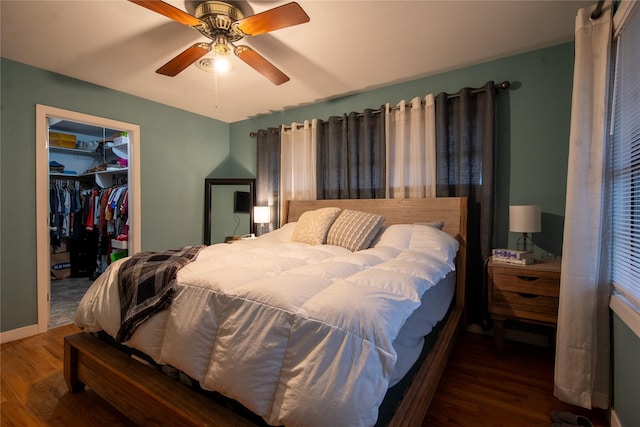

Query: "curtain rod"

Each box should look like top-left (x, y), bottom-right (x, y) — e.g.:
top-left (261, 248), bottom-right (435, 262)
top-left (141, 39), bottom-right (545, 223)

top-left (250, 81), bottom-right (510, 136)
top-left (591, 0), bottom-right (605, 19)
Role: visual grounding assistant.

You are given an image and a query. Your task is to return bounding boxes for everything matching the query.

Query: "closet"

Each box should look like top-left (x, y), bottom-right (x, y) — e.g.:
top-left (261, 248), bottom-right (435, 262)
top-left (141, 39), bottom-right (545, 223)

top-left (48, 118), bottom-right (130, 280)
top-left (32, 105), bottom-right (140, 333)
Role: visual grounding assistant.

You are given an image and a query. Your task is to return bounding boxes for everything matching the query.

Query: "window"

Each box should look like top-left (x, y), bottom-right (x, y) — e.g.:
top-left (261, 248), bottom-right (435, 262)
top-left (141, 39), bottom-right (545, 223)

top-left (610, 2), bottom-right (640, 314)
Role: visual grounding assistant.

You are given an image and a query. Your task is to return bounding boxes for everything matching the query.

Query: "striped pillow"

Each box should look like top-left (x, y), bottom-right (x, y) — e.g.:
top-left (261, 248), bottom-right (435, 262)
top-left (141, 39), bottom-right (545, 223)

top-left (326, 209), bottom-right (385, 251)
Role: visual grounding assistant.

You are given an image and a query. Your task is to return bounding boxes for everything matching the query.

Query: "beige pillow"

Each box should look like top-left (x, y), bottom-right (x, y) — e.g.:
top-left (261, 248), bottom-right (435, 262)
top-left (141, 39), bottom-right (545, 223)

top-left (415, 221), bottom-right (444, 230)
top-left (291, 207), bottom-right (341, 245)
top-left (326, 209), bottom-right (385, 251)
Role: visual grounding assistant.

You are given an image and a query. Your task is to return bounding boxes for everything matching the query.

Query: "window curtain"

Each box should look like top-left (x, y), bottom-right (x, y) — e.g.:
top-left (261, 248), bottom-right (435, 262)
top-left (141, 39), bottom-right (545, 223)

top-left (255, 128), bottom-right (281, 233)
top-left (385, 95), bottom-right (436, 198)
top-left (435, 81), bottom-right (496, 325)
top-left (554, 1), bottom-right (612, 410)
top-left (316, 108), bottom-right (386, 199)
top-left (280, 120), bottom-right (318, 203)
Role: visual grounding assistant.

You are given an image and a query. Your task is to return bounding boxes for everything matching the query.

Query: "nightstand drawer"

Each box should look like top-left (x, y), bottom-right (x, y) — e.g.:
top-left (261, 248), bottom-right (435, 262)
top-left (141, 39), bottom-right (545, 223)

top-left (492, 289), bottom-right (559, 323)
top-left (493, 273), bottom-right (560, 297)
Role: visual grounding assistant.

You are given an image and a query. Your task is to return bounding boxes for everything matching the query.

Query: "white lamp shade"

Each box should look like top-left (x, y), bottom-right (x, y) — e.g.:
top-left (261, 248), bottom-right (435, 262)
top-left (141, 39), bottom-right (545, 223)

top-left (253, 206), bottom-right (271, 224)
top-left (509, 205), bottom-right (541, 233)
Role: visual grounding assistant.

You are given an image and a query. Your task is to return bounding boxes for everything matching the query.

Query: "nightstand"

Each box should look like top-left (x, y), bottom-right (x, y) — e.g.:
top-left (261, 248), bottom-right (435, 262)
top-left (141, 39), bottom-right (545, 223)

top-left (488, 258), bottom-right (561, 356)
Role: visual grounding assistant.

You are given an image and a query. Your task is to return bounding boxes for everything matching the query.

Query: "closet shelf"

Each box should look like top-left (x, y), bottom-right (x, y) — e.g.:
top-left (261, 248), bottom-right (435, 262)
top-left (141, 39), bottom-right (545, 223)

top-left (50, 143), bottom-right (128, 159)
top-left (108, 143), bottom-right (128, 160)
top-left (79, 168), bottom-right (128, 177)
top-left (50, 172), bottom-right (81, 178)
top-left (96, 168), bottom-right (128, 174)
top-left (93, 168), bottom-right (128, 188)
top-left (49, 146), bottom-right (102, 157)
top-left (50, 166), bottom-right (127, 187)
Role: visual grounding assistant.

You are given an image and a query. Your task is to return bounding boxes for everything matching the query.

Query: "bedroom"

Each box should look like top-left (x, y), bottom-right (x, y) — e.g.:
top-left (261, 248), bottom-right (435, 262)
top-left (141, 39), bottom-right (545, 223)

top-left (1, 1), bottom-right (638, 426)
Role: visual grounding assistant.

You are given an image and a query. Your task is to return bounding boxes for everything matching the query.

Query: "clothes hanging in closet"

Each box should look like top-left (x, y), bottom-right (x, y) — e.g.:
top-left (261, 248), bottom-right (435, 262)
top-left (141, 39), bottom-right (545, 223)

top-left (83, 184), bottom-right (129, 275)
top-left (84, 184), bottom-right (128, 237)
top-left (49, 179), bottom-right (86, 248)
top-left (50, 177), bottom-right (129, 275)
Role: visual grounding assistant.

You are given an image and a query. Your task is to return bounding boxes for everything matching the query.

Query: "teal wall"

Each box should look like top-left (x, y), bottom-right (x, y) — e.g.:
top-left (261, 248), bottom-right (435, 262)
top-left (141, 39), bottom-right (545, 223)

top-left (0, 58), bottom-right (230, 331)
top-left (612, 313), bottom-right (640, 426)
top-left (231, 42), bottom-right (575, 256)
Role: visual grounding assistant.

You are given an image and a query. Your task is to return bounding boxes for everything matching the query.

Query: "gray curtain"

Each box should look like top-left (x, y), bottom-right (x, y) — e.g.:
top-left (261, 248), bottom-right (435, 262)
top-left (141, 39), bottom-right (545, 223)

top-left (256, 128), bottom-right (281, 232)
top-left (316, 108), bottom-right (386, 199)
top-left (435, 81), bottom-right (496, 325)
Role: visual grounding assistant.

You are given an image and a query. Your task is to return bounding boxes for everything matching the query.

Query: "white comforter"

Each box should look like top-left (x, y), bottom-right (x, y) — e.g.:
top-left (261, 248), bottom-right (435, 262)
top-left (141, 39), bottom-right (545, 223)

top-left (75, 223), bottom-right (459, 427)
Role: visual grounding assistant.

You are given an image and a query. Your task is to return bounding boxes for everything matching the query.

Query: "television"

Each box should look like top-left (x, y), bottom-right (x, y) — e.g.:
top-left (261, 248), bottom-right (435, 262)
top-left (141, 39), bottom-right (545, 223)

top-left (233, 191), bottom-right (251, 214)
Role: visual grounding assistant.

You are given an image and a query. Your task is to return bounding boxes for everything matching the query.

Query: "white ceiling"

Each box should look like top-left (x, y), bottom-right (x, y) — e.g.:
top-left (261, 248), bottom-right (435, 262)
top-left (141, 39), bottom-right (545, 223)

top-left (1, 0), bottom-right (591, 123)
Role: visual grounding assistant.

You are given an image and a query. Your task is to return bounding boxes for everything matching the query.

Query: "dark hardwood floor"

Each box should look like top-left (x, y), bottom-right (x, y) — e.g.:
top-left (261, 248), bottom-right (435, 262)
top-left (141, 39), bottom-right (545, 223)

top-left (1, 325), bottom-right (608, 427)
top-left (424, 331), bottom-right (608, 426)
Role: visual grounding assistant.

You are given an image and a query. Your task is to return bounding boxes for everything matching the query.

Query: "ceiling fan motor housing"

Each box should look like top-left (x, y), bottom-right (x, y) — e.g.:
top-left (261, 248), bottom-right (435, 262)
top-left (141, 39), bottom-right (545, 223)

top-left (195, 1), bottom-right (245, 42)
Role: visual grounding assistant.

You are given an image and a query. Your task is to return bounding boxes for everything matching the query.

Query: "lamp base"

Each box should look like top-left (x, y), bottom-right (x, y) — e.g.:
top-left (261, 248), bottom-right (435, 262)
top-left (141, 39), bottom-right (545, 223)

top-left (516, 233), bottom-right (534, 253)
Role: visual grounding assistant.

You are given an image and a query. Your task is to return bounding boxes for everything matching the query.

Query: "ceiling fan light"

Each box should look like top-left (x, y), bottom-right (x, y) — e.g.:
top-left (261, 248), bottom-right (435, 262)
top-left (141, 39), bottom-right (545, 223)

top-left (213, 57), bottom-right (232, 73)
top-left (195, 56), bottom-right (232, 74)
top-left (213, 35), bottom-right (231, 55)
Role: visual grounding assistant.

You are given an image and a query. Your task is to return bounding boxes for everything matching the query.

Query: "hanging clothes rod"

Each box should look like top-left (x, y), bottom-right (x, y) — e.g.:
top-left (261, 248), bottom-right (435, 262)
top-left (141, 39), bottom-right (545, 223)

top-left (250, 81), bottom-right (510, 136)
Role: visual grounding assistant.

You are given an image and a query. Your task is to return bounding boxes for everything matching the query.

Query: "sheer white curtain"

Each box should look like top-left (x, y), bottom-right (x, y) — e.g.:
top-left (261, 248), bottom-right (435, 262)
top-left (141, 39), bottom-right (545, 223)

top-left (385, 95), bottom-right (436, 198)
top-left (280, 120), bottom-right (317, 206)
top-left (554, 1), bottom-right (612, 409)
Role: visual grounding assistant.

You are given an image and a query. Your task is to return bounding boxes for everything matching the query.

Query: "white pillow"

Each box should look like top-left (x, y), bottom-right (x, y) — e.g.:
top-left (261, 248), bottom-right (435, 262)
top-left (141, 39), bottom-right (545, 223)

top-left (414, 221), bottom-right (444, 230)
top-left (373, 224), bottom-right (459, 266)
top-left (258, 222), bottom-right (298, 243)
top-left (291, 207), bottom-right (341, 245)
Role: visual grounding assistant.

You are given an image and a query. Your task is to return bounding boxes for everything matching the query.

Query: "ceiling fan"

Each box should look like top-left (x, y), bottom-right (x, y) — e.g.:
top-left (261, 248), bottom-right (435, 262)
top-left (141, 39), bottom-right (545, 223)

top-left (130, 1), bottom-right (310, 85)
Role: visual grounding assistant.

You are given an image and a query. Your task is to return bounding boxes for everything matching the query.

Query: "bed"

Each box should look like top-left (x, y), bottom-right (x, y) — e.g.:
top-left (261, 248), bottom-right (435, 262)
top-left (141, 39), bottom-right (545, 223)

top-left (64, 197), bottom-right (467, 427)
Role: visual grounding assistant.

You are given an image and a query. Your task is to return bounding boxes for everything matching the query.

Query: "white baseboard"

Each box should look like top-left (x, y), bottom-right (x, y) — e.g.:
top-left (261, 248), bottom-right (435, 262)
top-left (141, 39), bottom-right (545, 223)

top-left (0, 324), bottom-right (39, 344)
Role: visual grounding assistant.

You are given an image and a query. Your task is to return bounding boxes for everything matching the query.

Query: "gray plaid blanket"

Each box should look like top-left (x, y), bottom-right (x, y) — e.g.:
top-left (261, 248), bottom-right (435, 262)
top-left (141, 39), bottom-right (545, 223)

top-left (115, 245), bottom-right (204, 343)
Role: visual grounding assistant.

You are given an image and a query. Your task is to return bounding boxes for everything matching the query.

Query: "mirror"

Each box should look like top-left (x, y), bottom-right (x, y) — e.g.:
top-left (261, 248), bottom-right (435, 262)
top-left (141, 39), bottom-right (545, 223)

top-left (204, 178), bottom-right (255, 245)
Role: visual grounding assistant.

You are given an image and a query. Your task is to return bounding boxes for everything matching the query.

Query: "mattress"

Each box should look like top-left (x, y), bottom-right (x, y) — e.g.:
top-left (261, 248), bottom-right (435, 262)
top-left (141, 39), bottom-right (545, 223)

top-left (390, 271), bottom-right (455, 386)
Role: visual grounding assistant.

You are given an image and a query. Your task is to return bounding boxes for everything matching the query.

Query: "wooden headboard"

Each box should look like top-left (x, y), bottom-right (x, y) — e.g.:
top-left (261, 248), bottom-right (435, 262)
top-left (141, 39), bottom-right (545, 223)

top-left (286, 197), bottom-right (466, 244)
top-left (284, 197), bottom-right (468, 309)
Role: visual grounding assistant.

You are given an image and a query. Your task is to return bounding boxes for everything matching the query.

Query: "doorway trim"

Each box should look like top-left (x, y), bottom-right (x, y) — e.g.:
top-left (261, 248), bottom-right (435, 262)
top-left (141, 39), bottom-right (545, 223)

top-left (35, 104), bottom-right (141, 333)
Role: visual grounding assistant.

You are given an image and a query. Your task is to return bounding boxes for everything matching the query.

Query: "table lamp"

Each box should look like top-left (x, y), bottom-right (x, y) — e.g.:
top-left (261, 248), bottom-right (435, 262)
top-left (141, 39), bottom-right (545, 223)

top-left (253, 206), bottom-right (271, 236)
top-left (509, 205), bottom-right (541, 252)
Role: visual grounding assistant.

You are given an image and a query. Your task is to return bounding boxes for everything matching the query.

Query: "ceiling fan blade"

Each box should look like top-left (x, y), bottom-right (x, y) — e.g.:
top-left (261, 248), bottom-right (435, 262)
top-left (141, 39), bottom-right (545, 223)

top-left (129, 0), bottom-right (202, 27)
top-left (235, 46), bottom-right (289, 85)
top-left (157, 43), bottom-right (210, 76)
top-left (235, 2), bottom-right (310, 36)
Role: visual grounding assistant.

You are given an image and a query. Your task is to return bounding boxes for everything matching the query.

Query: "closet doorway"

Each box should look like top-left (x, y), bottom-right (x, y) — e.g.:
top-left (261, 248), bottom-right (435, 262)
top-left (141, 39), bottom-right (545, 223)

top-left (35, 105), bottom-right (141, 332)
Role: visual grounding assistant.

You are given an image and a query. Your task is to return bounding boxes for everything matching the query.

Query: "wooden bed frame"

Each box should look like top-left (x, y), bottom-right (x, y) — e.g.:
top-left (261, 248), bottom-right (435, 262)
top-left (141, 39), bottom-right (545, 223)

top-left (64, 197), bottom-right (467, 427)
